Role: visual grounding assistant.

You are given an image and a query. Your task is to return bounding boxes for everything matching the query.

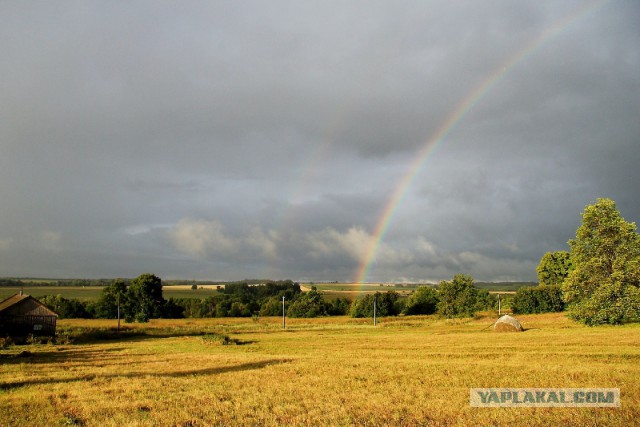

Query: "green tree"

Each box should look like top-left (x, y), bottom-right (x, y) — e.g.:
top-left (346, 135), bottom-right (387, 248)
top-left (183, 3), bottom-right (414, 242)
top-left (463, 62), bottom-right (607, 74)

top-left (123, 273), bottom-right (165, 323)
top-left (475, 289), bottom-right (497, 311)
top-left (403, 286), bottom-right (439, 315)
top-left (94, 279), bottom-right (128, 318)
top-left (537, 251), bottom-right (572, 286)
top-left (327, 297), bottom-right (351, 316)
top-left (512, 285), bottom-right (564, 314)
top-left (350, 291), bottom-right (400, 318)
top-left (287, 287), bottom-right (327, 318)
top-left (437, 274), bottom-right (479, 318)
top-left (259, 297), bottom-right (283, 316)
top-left (40, 295), bottom-right (92, 319)
top-left (563, 198), bottom-right (640, 325)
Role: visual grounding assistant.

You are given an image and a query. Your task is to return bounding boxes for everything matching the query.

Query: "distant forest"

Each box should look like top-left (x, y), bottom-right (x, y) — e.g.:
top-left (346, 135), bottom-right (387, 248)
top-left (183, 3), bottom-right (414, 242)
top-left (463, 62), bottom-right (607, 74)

top-left (0, 278), bottom-right (537, 292)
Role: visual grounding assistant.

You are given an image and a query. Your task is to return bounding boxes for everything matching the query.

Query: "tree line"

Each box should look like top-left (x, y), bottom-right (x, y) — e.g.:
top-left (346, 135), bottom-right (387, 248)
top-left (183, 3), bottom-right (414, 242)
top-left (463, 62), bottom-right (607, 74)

top-left (40, 273), bottom-right (498, 321)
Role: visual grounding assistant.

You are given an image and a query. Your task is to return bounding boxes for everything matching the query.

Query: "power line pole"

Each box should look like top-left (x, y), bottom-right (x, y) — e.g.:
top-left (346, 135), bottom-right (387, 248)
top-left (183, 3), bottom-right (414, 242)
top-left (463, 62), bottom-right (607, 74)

top-left (117, 293), bottom-right (121, 333)
top-left (282, 296), bottom-right (286, 329)
top-left (373, 296), bottom-right (377, 326)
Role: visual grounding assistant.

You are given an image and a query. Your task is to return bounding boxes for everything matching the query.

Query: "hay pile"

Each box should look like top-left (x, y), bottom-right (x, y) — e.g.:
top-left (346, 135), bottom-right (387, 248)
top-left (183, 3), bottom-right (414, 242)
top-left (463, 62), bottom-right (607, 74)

top-left (494, 314), bottom-right (523, 332)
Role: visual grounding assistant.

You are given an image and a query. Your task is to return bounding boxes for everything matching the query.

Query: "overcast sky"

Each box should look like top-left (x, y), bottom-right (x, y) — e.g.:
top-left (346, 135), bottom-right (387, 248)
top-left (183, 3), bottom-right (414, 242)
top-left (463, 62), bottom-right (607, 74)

top-left (1, 1), bottom-right (639, 282)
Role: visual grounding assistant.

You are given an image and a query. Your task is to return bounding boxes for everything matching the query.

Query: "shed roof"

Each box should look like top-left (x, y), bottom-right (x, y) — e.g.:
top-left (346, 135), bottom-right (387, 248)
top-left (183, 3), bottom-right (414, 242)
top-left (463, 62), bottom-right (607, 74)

top-left (0, 294), bottom-right (58, 317)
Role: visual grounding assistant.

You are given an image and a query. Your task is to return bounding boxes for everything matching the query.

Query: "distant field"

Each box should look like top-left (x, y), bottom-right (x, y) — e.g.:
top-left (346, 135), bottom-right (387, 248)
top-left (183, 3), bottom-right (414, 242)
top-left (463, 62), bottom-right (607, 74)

top-left (302, 282), bottom-right (423, 291)
top-left (303, 282), bottom-right (528, 301)
top-left (0, 286), bottom-right (224, 302)
top-left (0, 282), bottom-right (532, 303)
top-left (0, 287), bottom-right (104, 301)
top-left (1, 313), bottom-right (638, 426)
top-left (301, 282), bottom-right (419, 301)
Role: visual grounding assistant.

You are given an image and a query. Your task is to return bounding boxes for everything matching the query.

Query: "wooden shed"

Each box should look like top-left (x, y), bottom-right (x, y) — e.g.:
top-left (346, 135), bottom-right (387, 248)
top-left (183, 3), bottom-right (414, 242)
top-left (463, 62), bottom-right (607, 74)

top-left (0, 293), bottom-right (58, 337)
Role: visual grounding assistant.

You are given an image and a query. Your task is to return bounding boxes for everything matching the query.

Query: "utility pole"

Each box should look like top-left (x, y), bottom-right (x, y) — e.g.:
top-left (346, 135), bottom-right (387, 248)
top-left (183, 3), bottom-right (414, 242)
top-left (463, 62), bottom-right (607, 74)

top-left (282, 296), bottom-right (286, 329)
top-left (373, 296), bottom-right (377, 326)
top-left (498, 294), bottom-right (501, 316)
top-left (117, 293), bottom-right (121, 333)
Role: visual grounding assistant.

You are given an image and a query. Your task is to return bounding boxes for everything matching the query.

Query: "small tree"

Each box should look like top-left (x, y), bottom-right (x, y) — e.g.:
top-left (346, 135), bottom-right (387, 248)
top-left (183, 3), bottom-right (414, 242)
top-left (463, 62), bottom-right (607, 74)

top-left (287, 287), bottom-right (327, 318)
top-left (475, 289), bottom-right (497, 312)
top-left (563, 199), bottom-right (640, 325)
top-left (437, 274), bottom-right (478, 318)
top-left (327, 297), bottom-right (351, 316)
top-left (94, 279), bottom-right (128, 318)
top-left (537, 251), bottom-right (572, 286)
top-left (123, 273), bottom-right (165, 323)
top-left (512, 285), bottom-right (564, 314)
top-left (40, 295), bottom-right (92, 319)
top-left (350, 291), bottom-right (400, 318)
top-left (403, 286), bottom-right (439, 315)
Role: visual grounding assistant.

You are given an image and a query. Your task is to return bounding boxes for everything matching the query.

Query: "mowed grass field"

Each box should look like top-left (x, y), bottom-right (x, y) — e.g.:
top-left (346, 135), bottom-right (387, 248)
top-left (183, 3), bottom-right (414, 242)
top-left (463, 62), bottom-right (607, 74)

top-left (1, 313), bottom-right (639, 426)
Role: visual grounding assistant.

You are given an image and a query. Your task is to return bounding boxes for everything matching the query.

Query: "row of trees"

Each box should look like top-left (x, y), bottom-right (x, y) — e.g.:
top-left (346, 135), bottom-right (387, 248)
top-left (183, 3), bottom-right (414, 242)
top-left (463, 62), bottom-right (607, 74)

top-left (350, 274), bottom-right (496, 318)
top-left (42, 276), bottom-right (353, 321)
top-left (43, 273), bottom-right (498, 321)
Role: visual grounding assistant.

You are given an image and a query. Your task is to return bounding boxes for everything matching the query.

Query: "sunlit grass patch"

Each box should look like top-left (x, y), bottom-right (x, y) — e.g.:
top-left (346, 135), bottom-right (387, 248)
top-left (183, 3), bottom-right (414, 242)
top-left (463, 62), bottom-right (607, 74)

top-left (1, 313), bottom-right (639, 426)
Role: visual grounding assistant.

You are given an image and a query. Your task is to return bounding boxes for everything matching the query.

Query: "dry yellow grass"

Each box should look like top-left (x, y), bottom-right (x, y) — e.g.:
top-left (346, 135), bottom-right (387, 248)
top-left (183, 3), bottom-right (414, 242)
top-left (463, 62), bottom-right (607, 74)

top-left (1, 313), bottom-right (639, 426)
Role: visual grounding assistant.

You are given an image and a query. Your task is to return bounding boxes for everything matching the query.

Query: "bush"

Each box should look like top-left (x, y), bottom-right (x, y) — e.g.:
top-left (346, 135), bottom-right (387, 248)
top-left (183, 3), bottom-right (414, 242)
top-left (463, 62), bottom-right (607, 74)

top-left (327, 298), bottom-right (351, 316)
top-left (475, 289), bottom-right (497, 311)
top-left (350, 291), bottom-right (401, 318)
top-left (437, 274), bottom-right (478, 318)
top-left (512, 285), bottom-right (565, 314)
top-left (0, 336), bottom-right (14, 349)
top-left (403, 286), bottom-right (439, 315)
top-left (201, 333), bottom-right (236, 346)
top-left (40, 295), bottom-right (93, 319)
top-left (287, 287), bottom-right (327, 318)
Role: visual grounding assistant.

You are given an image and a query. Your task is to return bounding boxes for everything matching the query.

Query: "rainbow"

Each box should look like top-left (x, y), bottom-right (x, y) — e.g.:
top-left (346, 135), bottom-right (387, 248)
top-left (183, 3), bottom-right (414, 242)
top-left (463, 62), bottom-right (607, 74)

top-left (354, 0), bottom-right (609, 284)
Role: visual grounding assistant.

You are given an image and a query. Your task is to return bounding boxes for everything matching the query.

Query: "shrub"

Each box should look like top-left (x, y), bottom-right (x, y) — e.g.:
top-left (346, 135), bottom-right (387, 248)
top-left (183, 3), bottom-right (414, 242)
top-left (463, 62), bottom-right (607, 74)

top-left (287, 287), bottom-right (327, 318)
top-left (0, 336), bottom-right (14, 349)
top-left (403, 286), bottom-right (439, 315)
top-left (350, 291), bottom-right (401, 318)
top-left (201, 333), bottom-right (236, 346)
top-left (512, 285), bottom-right (564, 314)
top-left (437, 274), bottom-right (478, 318)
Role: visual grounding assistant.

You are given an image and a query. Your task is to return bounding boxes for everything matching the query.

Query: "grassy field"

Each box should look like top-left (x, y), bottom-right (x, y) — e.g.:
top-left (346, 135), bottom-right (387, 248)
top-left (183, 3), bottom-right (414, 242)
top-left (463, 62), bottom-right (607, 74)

top-left (1, 312), bottom-right (638, 426)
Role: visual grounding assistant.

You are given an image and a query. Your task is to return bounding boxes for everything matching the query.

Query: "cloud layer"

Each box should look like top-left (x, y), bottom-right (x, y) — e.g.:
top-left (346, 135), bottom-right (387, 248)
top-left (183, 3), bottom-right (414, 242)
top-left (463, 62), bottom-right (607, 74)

top-left (1, 1), bottom-right (638, 282)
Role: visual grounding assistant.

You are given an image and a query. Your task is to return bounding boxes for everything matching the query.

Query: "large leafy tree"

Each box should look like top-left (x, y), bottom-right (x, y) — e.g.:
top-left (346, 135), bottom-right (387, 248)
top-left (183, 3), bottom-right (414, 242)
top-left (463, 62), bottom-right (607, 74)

top-left (563, 198), bottom-right (640, 325)
top-left (537, 251), bottom-right (572, 286)
top-left (124, 273), bottom-right (166, 322)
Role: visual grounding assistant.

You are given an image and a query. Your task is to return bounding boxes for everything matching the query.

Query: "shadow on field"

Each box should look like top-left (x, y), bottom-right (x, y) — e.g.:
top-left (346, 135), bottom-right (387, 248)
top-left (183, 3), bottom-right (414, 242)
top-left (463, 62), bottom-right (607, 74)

top-left (0, 358), bottom-right (291, 390)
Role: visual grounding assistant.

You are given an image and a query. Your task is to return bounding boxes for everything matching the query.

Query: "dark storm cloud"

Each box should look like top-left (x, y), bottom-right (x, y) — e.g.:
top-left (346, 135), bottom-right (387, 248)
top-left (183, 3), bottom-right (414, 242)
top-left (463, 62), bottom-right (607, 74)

top-left (0, 1), bottom-right (638, 281)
